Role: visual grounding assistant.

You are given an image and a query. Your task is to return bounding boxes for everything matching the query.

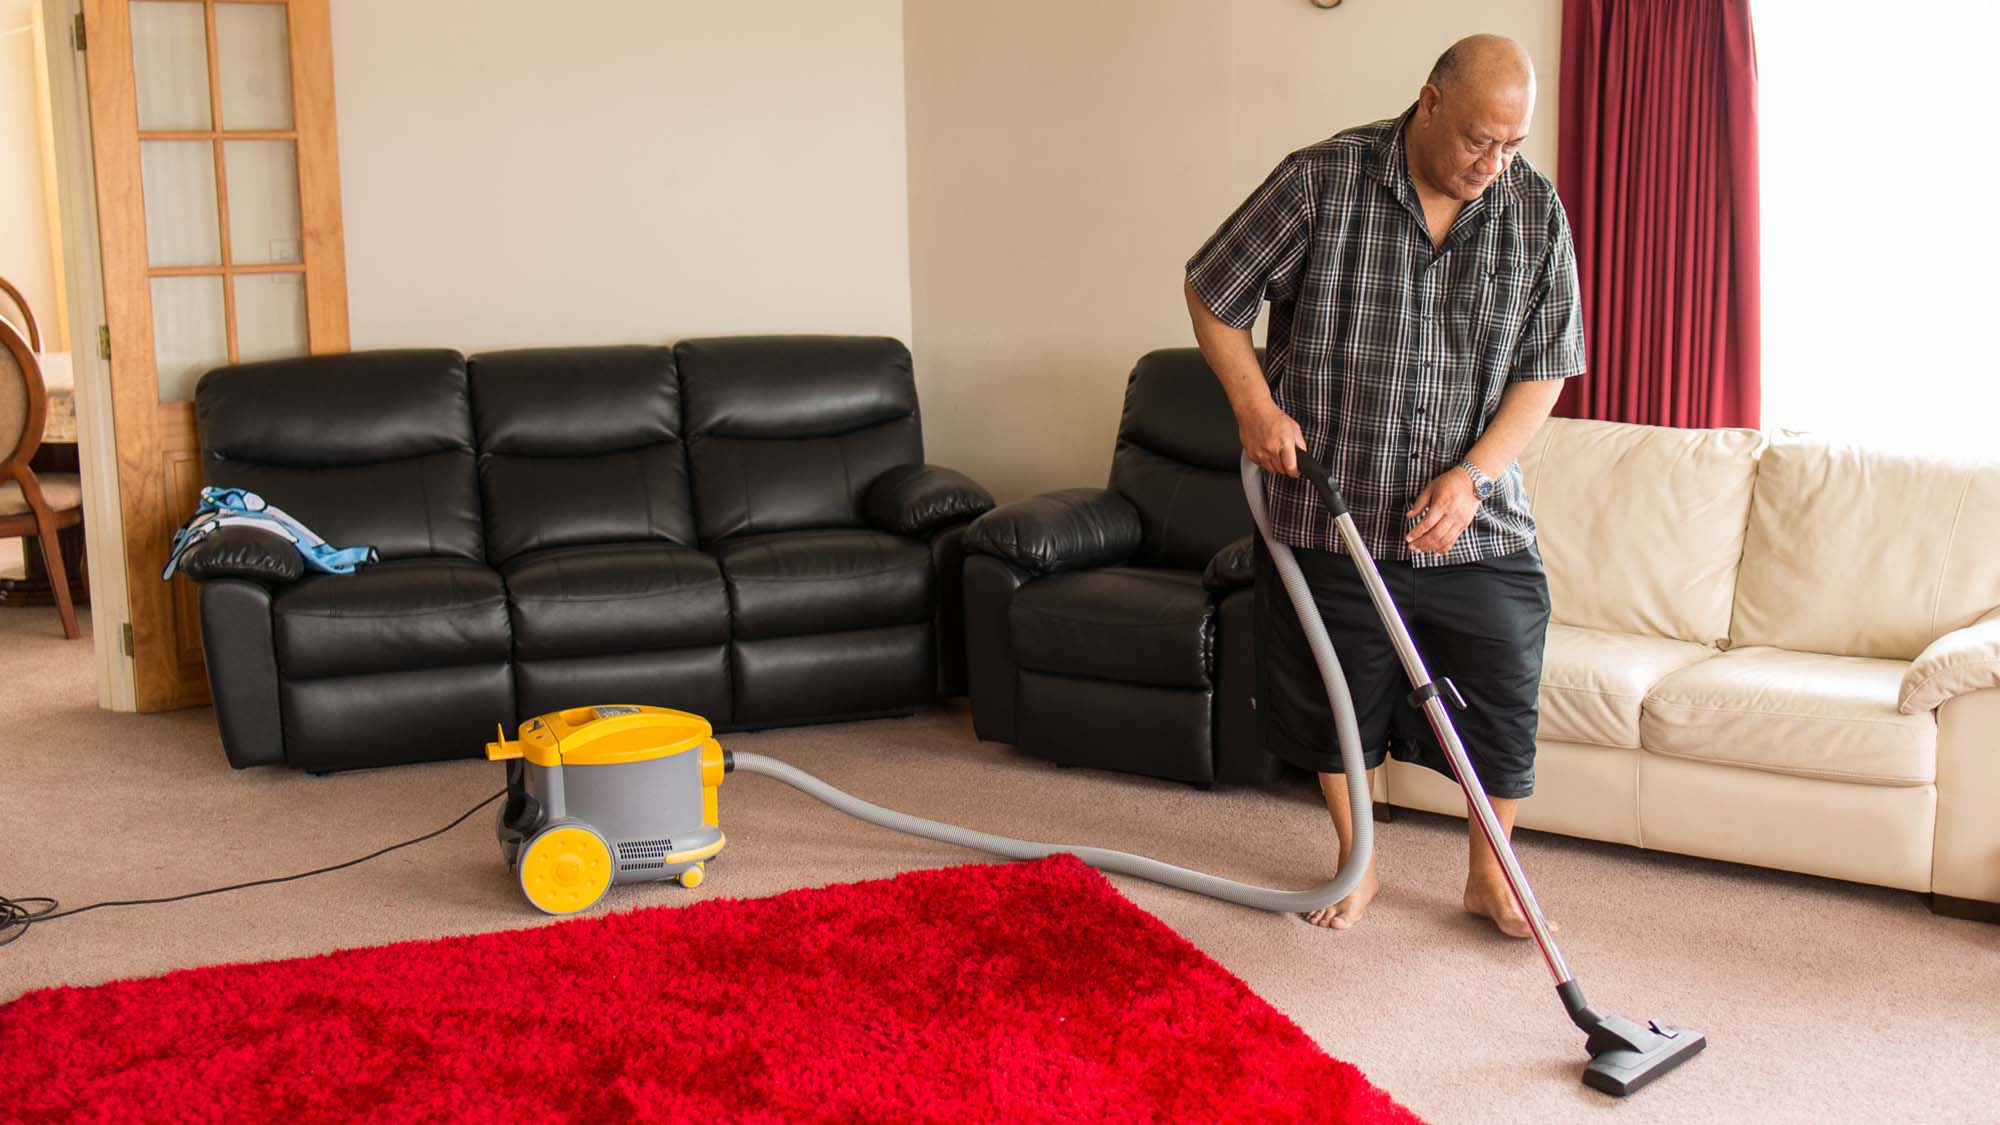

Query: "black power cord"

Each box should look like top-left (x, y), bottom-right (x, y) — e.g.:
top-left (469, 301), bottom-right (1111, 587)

top-left (0, 789), bottom-right (507, 949)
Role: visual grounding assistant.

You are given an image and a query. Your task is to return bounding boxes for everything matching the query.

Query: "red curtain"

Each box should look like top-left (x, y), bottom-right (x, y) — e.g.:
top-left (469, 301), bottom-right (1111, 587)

top-left (1556, 0), bottom-right (1760, 428)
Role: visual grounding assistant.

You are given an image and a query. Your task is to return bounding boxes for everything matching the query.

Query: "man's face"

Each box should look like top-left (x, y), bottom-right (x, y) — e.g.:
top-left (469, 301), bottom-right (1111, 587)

top-left (1420, 84), bottom-right (1534, 202)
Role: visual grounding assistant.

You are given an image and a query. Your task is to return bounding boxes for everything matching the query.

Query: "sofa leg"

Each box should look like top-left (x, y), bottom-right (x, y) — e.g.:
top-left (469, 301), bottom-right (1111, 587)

top-left (1929, 893), bottom-right (2000, 924)
top-left (1374, 801), bottom-right (1394, 824)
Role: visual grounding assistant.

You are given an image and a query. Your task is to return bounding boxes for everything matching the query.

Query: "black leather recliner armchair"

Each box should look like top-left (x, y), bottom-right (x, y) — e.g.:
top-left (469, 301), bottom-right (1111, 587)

top-left (184, 337), bottom-right (992, 773)
top-left (961, 348), bottom-right (1282, 787)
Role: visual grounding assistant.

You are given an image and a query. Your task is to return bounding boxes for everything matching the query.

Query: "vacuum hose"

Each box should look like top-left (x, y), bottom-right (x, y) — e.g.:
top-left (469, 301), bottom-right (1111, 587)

top-left (728, 451), bottom-right (1372, 914)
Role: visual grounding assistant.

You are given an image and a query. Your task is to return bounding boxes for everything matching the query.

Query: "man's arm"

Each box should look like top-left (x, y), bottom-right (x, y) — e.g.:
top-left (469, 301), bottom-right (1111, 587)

top-left (1403, 378), bottom-right (1565, 556)
top-left (1183, 155), bottom-right (1311, 477)
top-left (1463, 377), bottom-right (1565, 481)
top-left (1185, 279), bottom-right (1305, 478)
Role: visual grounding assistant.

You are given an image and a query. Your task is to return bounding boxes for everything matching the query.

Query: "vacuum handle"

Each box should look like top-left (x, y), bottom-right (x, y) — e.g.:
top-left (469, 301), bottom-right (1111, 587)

top-left (1291, 448), bottom-right (1350, 519)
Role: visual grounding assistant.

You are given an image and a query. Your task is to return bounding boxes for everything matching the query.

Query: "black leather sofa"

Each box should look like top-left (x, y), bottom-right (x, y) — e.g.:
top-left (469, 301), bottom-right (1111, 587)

top-left (962, 348), bottom-right (1283, 788)
top-left (184, 337), bottom-right (993, 773)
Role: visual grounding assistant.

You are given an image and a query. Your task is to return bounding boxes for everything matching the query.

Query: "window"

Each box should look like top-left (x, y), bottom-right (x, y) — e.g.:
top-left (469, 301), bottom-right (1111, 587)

top-left (1754, 1), bottom-right (2000, 459)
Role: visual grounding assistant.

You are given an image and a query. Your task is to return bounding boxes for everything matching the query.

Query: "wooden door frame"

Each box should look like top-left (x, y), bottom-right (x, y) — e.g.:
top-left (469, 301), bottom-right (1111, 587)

top-left (85, 0), bottom-right (349, 712)
top-left (36, 0), bottom-right (133, 709)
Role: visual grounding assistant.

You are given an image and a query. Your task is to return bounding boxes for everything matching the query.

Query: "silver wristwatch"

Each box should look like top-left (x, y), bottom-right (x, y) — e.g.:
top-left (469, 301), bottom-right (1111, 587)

top-left (1460, 459), bottom-right (1495, 501)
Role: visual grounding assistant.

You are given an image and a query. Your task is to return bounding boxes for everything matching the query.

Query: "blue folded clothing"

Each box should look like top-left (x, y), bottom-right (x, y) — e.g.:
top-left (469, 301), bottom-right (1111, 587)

top-left (162, 486), bottom-right (378, 581)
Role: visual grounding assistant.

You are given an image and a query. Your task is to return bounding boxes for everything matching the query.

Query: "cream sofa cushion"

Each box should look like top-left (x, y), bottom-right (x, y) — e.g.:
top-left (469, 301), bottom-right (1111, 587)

top-left (1641, 646), bottom-right (1934, 787)
top-left (1638, 754), bottom-right (1935, 892)
top-left (1732, 434), bottom-right (2000, 661)
top-left (1899, 613), bottom-right (2000, 714)
top-left (1386, 741), bottom-right (1642, 846)
top-left (1539, 624), bottom-right (1715, 748)
top-left (1518, 417), bottom-right (1763, 645)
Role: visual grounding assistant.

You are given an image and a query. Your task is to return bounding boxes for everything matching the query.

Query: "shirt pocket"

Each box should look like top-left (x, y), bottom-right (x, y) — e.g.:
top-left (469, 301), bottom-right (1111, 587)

top-left (1478, 262), bottom-right (1537, 369)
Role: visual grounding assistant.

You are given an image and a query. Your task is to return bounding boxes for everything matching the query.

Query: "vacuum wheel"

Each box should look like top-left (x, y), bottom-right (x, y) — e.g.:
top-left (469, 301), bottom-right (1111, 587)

top-left (678, 863), bottom-right (704, 889)
top-left (518, 823), bottom-right (613, 915)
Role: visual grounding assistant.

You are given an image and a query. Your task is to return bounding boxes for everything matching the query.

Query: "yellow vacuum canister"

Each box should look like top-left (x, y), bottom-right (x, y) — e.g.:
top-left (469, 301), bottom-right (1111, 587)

top-left (487, 705), bottom-right (728, 915)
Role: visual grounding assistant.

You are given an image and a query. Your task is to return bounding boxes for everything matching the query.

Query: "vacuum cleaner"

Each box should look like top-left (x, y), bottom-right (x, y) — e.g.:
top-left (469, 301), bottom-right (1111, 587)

top-left (486, 449), bottom-right (1704, 1097)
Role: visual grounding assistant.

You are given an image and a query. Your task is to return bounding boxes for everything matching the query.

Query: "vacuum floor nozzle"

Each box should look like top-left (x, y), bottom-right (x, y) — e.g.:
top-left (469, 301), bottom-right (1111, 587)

top-left (1581, 1017), bottom-right (1707, 1096)
top-left (1560, 979), bottom-right (1705, 1096)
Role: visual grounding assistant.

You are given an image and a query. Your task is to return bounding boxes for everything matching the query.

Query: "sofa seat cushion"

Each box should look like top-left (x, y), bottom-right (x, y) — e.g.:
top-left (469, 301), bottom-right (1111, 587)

top-left (1640, 646), bottom-right (1936, 786)
top-left (1539, 625), bottom-right (1716, 749)
top-left (713, 529), bottom-right (933, 641)
top-left (1009, 566), bottom-right (1212, 690)
top-left (502, 543), bottom-right (728, 660)
top-left (274, 559), bottom-right (511, 679)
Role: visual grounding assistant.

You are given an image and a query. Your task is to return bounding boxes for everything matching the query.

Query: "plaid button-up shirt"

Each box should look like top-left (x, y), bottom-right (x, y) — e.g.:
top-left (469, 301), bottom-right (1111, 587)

top-left (1187, 106), bottom-right (1586, 567)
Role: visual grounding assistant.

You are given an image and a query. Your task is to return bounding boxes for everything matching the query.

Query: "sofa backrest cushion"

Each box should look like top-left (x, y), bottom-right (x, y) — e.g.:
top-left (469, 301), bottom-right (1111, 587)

top-left (196, 349), bottom-right (484, 562)
top-left (1108, 349), bottom-right (1251, 572)
top-left (1519, 417), bottom-right (1764, 645)
top-left (468, 346), bottom-right (694, 563)
top-left (677, 336), bottom-right (921, 543)
top-left (1732, 434), bottom-right (2000, 660)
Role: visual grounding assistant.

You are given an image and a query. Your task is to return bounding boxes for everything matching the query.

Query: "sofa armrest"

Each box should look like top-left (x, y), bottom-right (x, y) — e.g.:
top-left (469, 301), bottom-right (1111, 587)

top-left (1933, 685), bottom-right (2000, 907)
top-left (865, 464), bottom-right (996, 535)
top-left (199, 579), bottom-right (286, 768)
top-left (964, 488), bottom-right (1142, 575)
top-left (1900, 614), bottom-right (2000, 714)
top-left (1202, 535), bottom-right (1255, 592)
top-left (177, 526), bottom-right (306, 587)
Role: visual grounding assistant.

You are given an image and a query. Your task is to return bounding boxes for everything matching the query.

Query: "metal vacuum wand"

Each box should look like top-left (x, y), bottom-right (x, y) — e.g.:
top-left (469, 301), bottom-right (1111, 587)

top-left (1284, 449), bottom-right (1705, 1097)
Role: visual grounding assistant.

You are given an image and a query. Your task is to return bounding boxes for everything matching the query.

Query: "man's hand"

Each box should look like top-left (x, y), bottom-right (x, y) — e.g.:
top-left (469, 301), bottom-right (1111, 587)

top-left (1239, 403), bottom-right (1307, 478)
top-left (1404, 466), bottom-right (1481, 556)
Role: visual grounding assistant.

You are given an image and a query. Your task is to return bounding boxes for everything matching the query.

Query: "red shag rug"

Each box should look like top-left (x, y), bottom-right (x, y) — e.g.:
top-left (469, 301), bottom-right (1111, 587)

top-left (0, 855), bottom-right (1421, 1123)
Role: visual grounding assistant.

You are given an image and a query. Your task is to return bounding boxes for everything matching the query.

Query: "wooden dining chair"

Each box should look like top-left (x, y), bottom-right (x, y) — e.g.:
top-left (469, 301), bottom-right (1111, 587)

top-left (0, 274), bottom-right (41, 353)
top-left (0, 316), bottom-right (80, 639)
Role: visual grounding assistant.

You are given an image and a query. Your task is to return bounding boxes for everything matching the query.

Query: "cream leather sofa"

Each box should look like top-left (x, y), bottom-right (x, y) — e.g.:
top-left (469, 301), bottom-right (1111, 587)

top-left (1382, 417), bottom-right (2000, 918)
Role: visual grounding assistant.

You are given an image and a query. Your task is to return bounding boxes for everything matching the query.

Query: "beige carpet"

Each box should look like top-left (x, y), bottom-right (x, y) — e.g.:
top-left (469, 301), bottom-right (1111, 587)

top-left (2, 608), bottom-right (1996, 1124)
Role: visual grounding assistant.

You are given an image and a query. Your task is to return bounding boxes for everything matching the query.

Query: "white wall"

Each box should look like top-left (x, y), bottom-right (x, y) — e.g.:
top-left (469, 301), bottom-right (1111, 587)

top-left (0, 0), bottom-right (55, 343)
top-left (331, 0), bottom-right (913, 353)
top-left (904, 0), bottom-right (1564, 501)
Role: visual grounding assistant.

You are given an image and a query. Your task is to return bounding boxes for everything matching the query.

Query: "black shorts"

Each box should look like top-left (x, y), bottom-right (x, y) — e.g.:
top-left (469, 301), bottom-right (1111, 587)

top-left (1252, 536), bottom-right (1551, 799)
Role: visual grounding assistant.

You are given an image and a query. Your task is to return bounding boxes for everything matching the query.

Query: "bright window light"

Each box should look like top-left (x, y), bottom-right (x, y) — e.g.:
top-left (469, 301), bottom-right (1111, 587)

top-left (1754, 1), bottom-right (2000, 460)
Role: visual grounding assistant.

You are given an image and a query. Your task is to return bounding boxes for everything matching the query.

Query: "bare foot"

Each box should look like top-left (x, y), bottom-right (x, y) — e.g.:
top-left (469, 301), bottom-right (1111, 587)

top-left (1463, 874), bottom-right (1535, 939)
top-left (1302, 868), bottom-right (1380, 930)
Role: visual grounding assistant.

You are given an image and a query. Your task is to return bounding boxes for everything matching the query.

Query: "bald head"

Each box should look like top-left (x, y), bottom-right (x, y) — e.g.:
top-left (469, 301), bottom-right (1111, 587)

top-left (1426, 34), bottom-right (1536, 101)
top-left (1408, 35), bottom-right (1538, 203)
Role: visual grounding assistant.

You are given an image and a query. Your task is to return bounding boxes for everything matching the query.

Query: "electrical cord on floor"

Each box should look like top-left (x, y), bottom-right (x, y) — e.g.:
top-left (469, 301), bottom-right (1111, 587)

top-left (0, 789), bottom-right (507, 949)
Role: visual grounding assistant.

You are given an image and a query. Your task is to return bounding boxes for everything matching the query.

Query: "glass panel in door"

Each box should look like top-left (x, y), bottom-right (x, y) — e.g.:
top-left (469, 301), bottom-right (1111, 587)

top-left (150, 275), bottom-right (229, 402)
top-left (233, 274), bottom-right (307, 364)
top-left (214, 2), bottom-right (294, 130)
top-left (129, 1), bottom-right (210, 130)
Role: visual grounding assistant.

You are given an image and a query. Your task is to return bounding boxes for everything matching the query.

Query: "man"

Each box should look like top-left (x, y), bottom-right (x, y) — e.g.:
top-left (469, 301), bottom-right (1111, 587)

top-left (1183, 35), bottom-right (1584, 937)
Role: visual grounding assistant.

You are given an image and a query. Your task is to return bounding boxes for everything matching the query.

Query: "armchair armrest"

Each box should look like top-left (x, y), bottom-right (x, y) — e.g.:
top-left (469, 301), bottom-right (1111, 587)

top-left (177, 525), bottom-right (306, 587)
top-left (1202, 535), bottom-right (1255, 592)
top-left (1900, 613), bottom-right (2000, 714)
top-left (865, 464), bottom-right (996, 535)
top-left (964, 487), bottom-right (1142, 575)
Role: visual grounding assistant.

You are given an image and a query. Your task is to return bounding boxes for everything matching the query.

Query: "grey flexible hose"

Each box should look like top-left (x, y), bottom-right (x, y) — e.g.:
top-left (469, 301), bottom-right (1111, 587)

top-left (728, 452), bottom-right (1373, 913)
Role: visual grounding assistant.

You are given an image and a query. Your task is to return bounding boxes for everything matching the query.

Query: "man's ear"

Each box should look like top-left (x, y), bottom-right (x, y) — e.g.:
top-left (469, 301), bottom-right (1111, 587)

top-left (1416, 83), bottom-right (1442, 124)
